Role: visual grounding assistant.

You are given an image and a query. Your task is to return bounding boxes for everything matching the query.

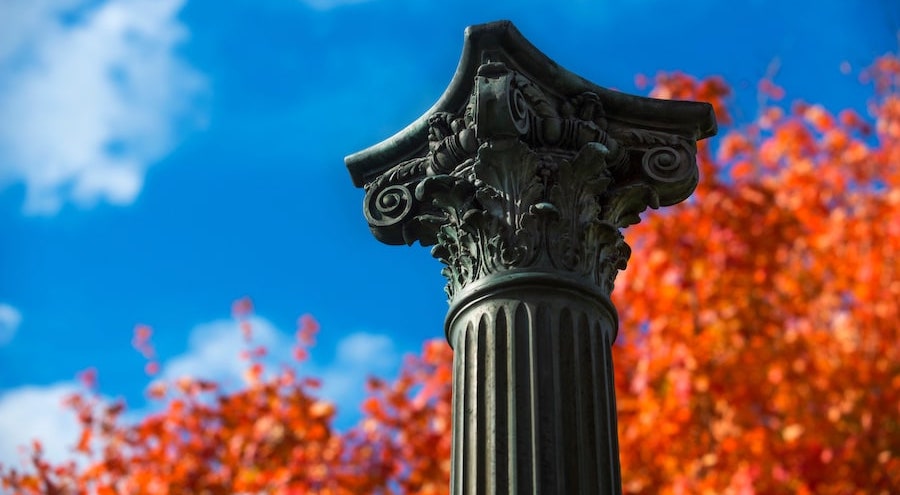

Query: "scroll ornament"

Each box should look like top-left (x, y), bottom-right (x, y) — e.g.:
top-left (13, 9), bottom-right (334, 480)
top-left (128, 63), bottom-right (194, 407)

top-left (364, 62), bottom-right (699, 300)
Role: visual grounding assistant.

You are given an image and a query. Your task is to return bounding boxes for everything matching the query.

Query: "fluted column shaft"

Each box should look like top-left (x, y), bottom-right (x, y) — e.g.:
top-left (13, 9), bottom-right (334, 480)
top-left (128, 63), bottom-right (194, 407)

top-left (447, 279), bottom-right (621, 494)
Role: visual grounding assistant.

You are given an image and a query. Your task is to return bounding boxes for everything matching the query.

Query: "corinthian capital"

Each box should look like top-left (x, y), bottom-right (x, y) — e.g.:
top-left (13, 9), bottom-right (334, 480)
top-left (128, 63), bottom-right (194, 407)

top-left (348, 21), bottom-right (715, 302)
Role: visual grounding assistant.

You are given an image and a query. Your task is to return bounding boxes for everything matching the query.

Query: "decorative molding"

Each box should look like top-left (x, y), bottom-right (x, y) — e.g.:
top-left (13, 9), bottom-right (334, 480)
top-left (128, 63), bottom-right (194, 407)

top-left (360, 60), bottom-right (705, 300)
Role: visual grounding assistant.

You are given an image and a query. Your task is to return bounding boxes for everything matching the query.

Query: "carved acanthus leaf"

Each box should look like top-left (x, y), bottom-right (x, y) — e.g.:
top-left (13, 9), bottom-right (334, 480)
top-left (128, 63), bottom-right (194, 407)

top-left (362, 62), bottom-right (702, 300)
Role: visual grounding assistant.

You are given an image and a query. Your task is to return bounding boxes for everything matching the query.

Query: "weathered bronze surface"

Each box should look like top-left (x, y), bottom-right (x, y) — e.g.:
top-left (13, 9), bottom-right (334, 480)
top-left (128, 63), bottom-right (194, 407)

top-left (347, 20), bottom-right (715, 495)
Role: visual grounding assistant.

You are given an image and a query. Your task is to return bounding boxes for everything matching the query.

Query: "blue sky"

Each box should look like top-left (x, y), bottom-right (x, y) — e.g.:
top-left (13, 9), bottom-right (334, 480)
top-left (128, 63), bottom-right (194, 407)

top-left (0, 0), bottom-right (897, 467)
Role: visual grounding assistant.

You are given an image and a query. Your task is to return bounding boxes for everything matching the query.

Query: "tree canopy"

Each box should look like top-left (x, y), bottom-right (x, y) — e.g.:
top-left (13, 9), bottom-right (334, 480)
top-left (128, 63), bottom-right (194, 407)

top-left (3, 54), bottom-right (898, 494)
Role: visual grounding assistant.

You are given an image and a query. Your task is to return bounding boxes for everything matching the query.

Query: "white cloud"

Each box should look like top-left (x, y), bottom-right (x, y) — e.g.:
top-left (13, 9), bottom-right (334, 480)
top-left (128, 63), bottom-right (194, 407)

top-left (0, 383), bottom-right (81, 469)
top-left (161, 317), bottom-right (287, 387)
top-left (158, 316), bottom-right (400, 426)
top-left (0, 304), bottom-right (22, 345)
top-left (0, 0), bottom-right (205, 214)
top-left (319, 332), bottom-right (398, 412)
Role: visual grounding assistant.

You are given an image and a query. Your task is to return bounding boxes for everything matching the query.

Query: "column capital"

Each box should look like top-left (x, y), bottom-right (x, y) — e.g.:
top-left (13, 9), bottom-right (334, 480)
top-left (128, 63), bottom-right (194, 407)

top-left (347, 21), bottom-right (715, 304)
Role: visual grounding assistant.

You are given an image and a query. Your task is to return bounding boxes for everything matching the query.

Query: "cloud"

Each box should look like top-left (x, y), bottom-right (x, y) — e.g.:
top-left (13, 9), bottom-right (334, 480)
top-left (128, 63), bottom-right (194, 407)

top-left (0, 0), bottom-right (205, 214)
top-left (0, 303), bottom-right (22, 345)
top-left (318, 332), bottom-right (398, 415)
top-left (0, 383), bottom-right (81, 469)
top-left (158, 316), bottom-right (400, 427)
top-left (161, 316), bottom-right (287, 387)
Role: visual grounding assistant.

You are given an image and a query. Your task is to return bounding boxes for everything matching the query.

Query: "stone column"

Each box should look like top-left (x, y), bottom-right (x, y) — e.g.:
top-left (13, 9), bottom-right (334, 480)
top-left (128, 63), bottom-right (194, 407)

top-left (346, 21), bottom-right (715, 494)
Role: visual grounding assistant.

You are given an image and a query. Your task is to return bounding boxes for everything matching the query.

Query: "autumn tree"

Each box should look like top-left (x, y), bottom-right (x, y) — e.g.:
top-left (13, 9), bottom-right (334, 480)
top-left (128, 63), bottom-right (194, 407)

top-left (3, 55), bottom-right (899, 494)
top-left (610, 54), bottom-right (900, 494)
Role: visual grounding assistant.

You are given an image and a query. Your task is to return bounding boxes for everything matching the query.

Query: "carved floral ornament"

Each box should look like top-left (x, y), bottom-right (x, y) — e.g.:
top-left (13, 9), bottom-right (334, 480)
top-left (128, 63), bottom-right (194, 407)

top-left (347, 22), bottom-right (715, 301)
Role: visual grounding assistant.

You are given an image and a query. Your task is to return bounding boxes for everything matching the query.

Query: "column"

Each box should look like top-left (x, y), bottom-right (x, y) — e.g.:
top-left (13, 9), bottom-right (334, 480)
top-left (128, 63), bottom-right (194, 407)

top-left (346, 20), bottom-right (716, 494)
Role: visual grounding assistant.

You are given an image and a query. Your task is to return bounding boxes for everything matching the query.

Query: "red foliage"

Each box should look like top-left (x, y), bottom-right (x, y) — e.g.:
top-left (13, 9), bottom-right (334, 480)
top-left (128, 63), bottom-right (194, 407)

top-left (612, 53), bottom-right (900, 494)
